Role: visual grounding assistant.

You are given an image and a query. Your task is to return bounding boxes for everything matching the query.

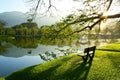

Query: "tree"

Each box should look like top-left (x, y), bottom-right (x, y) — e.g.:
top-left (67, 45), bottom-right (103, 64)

top-left (7, 28), bottom-right (16, 35)
top-left (27, 0), bottom-right (120, 38)
top-left (112, 21), bottom-right (120, 36)
top-left (12, 22), bottom-right (39, 36)
top-left (102, 21), bottom-right (120, 38)
top-left (0, 20), bottom-right (5, 35)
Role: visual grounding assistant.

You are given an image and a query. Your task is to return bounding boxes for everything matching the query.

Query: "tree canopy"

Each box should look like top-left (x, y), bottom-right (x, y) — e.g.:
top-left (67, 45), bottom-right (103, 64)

top-left (27, 0), bottom-right (120, 37)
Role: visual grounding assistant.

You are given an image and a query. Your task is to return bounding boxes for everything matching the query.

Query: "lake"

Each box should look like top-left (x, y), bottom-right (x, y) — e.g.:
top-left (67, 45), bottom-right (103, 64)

top-left (0, 37), bottom-right (118, 77)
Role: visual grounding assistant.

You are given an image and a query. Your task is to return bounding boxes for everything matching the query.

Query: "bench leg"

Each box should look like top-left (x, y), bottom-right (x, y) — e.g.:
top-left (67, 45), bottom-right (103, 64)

top-left (89, 54), bottom-right (94, 61)
top-left (81, 56), bottom-right (85, 62)
top-left (81, 56), bottom-right (88, 62)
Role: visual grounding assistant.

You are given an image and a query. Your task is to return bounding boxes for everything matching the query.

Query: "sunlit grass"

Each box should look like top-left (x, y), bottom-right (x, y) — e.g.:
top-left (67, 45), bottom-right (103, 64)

top-left (0, 78), bottom-right (5, 80)
top-left (0, 42), bottom-right (120, 80)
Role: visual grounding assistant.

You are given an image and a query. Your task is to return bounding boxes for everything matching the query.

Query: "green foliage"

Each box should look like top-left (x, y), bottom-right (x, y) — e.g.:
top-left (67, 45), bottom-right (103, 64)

top-left (7, 28), bottom-right (16, 35)
top-left (112, 22), bottom-right (120, 35)
top-left (101, 21), bottom-right (120, 39)
top-left (39, 21), bottom-right (83, 40)
top-left (0, 78), bottom-right (5, 80)
top-left (21, 22), bottom-right (38, 28)
top-left (0, 20), bottom-right (5, 28)
top-left (0, 20), bottom-right (6, 35)
top-left (1, 41), bottom-right (120, 80)
top-left (5, 22), bottom-right (39, 36)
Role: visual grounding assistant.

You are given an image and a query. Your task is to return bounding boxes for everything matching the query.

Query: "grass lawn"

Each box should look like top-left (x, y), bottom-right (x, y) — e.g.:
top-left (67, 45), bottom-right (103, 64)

top-left (0, 42), bottom-right (120, 80)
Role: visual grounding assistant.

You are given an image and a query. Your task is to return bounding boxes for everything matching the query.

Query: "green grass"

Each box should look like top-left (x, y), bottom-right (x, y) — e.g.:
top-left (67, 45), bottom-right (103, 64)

top-left (0, 42), bottom-right (120, 80)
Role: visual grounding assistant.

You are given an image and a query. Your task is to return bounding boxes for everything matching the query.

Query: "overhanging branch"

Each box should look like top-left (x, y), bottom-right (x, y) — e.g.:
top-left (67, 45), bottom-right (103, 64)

top-left (106, 0), bottom-right (113, 11)
top-left (66, 13), bottom-right (120, 37)
top-left (104, 13), bottom-right (120, 18)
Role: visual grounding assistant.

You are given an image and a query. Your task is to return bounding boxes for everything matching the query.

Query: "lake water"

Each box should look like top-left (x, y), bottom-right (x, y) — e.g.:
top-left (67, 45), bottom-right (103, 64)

top-left (0, 37), bottom-right (117, 77)
top-left (0, 42), bottom-right (70, 77)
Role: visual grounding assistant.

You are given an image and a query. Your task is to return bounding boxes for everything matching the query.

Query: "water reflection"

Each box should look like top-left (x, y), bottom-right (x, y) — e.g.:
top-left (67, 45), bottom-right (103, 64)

top-left (39, 38), bottom-right (76, 47)
top-left (8, 37), bottom-right (39, 48)
top-left (0, 37), bottom-right (119, 56)
top-left (0, 56), bottom-right (41, 77)
top-left (39, 51), bottom-right (57, 62)
top-left (0, 37), bottom-right (39, 55)
top-left (0, 41), bottom-right (12, 54)
top-left (38, 48), bottom-right (78, 62)
top-left (0, 37), bottom-right (72, 77)
top-left (0, 42), bottom-right (6, 54)
top-left (56, 48), bottom-right (78, 56)
top-left (0, 36), bottom-right (119, 77)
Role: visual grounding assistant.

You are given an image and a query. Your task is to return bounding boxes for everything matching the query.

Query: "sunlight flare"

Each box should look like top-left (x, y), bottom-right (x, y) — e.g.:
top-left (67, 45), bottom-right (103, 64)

top-left (103, 11), bottom-right (113, 17)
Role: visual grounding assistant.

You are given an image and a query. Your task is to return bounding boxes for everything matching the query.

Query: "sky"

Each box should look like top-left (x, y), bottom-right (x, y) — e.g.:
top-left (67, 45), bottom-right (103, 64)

top-left (0, 0), bottom-right (83, 17)
top-left (0, 0), bottom-right (76, 14)
top-left (0, 0), bottom-right (120, 17)
top-left (0, 0), bottom-right (120, 28)
top-left (0, 0), bottom-right (28, 13)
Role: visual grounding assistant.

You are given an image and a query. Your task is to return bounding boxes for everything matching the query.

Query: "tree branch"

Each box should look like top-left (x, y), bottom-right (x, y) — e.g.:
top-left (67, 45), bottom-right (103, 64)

top-left (106, 0), bottom-right (113, 11)
top-left (66, 13), bottom-right (120, 37)
top-left (104, 13), bottom-right (120, 18)
top-left (56, 15), bottom-right (100, 33)
top-left (32, 0), bottom-right (41, 20)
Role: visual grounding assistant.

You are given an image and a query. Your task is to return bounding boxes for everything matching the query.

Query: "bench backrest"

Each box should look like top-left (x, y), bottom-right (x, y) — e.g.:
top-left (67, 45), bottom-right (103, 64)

top-left (89, 46), bottom-right (96, 51)
top-left (89, 46), bottom-right (96, 54)
top-left (84, 46), bottom-right (96, 54)
top-left (84, 47), bottom-right (89, 53)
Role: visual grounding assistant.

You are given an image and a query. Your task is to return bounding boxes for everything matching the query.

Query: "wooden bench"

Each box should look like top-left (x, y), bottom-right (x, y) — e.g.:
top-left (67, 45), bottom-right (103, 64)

top-left (77, 46), bottom-right (96, 62)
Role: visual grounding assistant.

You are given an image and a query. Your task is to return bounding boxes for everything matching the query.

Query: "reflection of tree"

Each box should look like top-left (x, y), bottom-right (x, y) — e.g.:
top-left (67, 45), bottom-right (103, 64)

top-left (39, 38), bottom-right (77, 47)
top-left (27, 50), bottom-right (32, 54)
top-left (8, 37), bottom-right (39, 48)
top-left (38, 48), bottom-right (78, 62)
top-left (0, 39), bottom-right (12, 54)
top-left (56, 48), bottom-right (78, 56)
top-left (39, 53), bottom-right (48, 61)
top-left (0, 42), bottom-right (6, 54)
top-left (39, 39), bottom-right (58, 46)
top-left (57, 39), bottom-right (66, 47)
top-left (51, 52), bottom-right (57, 59)
top-left (94, 39), bottom-right (100, 46)
top-left (39, 51), bottom-right (57, 61)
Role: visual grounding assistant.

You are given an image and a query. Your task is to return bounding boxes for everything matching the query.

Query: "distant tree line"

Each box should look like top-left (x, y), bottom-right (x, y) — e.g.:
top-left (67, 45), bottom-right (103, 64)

top-left (101, 21), bottom-right (120, 39)
top-left (0, 20), bottom-right (120, 39)
top-left (0, 20), bottom-right (82, 39)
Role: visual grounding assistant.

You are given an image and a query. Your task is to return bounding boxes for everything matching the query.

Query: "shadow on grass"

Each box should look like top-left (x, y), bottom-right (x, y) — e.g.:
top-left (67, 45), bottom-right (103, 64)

top-left (5, 56), bottom-right (73, 80)
top-left (5, 56), bottom-right (93, 80)
top-left (97, 49), bottom-right (120, 52)
top-left (5, 64), bottom-right (61, 80)
top-left (106, 53), bottom-right (120, 80)
top-left (58, 61), bottom-right (93, 80)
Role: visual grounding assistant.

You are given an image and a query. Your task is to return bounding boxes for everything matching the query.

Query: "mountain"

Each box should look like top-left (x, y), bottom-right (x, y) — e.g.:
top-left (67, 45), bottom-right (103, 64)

top-left (0, 11), bottom-right (61, 28)
top-left (0, 11), bottom-right (27, 27)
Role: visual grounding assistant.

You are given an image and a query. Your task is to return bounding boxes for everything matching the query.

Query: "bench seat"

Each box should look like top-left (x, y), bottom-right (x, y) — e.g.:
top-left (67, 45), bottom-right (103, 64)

top-left (77, 53), bottom-right (87, 56)
top-left (77, 46), bottom-right (96, 62)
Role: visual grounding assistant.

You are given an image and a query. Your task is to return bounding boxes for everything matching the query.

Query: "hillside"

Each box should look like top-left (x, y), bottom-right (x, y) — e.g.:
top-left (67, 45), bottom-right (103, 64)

top-left (0, 11), bottom-right (27, 27)
top-left (0, 11), bottom-right (60, 28)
